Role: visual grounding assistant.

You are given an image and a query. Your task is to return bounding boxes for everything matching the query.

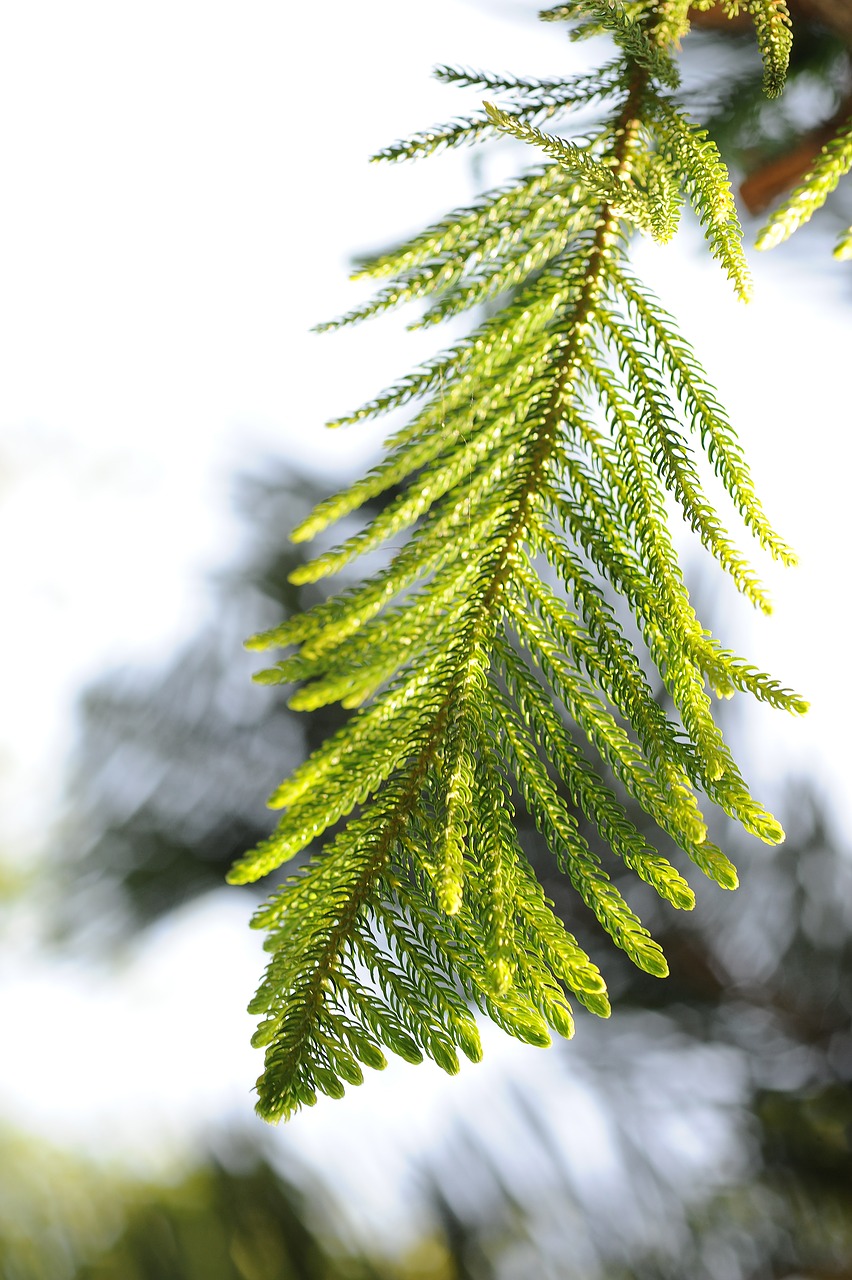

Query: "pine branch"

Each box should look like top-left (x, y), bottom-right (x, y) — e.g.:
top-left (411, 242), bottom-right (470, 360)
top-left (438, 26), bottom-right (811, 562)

top-left (756, 110), bottom-right (852, 249)
top-left (648, 97), bottom-right (753, 298)
top-left (483, 103), bottom-right (655, 231)
top-left (233, 2), bottom-right (807, 1122)
top-left (371, 62), bottom-right (623, 164)
top-left (747, 0), bottom-right (793, 98)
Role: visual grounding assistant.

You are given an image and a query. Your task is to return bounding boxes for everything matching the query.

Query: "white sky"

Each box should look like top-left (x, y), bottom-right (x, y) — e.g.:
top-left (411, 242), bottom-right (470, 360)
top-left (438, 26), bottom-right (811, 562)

top-left (0, 0), bottom-right (850, 1244)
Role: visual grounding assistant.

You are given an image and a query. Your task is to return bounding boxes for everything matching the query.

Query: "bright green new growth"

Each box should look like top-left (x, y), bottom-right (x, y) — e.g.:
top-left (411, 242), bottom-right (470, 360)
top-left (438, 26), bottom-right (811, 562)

top-left (756, 113), bottom-right (852, 253)
top-left (233, 0), bottom-right (809, 1123)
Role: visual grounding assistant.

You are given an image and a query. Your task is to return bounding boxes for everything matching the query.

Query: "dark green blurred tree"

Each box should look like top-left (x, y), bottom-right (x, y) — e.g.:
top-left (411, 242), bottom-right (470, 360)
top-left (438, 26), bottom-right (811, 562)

top-left (0, 1128), bottom-right (463, 1280)
top-left (72, 1155), bottom-right (388, 1280)
top-left (58, 469), bottom-right (348, 936)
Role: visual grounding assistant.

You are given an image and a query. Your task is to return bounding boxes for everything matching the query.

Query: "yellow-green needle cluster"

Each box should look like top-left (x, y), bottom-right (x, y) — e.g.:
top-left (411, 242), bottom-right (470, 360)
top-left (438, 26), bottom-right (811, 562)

top-left (756, 114), bottom-right (852, 255)
top-left (233, 0), bottom-right (807, 1123)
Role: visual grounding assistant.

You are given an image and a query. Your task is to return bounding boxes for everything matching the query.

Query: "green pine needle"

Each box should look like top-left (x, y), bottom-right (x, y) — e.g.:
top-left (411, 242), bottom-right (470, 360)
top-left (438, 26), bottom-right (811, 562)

top-left (233, 2), bottom-right (807, 1123)
top-left (757, 113), bottom-right (852, 250)
top-left (747, 0), bottom-right (793, 99)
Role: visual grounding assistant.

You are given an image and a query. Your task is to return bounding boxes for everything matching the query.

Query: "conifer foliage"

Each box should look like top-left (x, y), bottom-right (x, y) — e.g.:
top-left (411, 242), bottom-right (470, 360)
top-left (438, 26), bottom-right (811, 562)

top-left (755, 110), bottom-right (852, 257)
top-left (231, 0), bottom-right (810, 1122)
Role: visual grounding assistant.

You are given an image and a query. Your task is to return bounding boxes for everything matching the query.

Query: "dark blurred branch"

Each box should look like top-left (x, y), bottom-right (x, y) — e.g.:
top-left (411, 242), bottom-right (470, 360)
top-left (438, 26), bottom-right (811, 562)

top-left (740, 94), bottom-right (852, 212)
top-left (688, 4), bottom-right (751, 32)
top-left (690, 0), bottom-right (852, 43)
top-left (689, 3), bottom-right (852, 215)
top-left (796, 0), bottom-right (852, 46)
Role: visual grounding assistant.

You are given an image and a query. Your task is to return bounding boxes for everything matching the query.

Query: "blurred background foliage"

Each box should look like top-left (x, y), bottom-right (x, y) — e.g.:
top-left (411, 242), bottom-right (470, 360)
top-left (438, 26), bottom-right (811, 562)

top-left (31, 457), bottom-right (851, 1279)
top-left (6, 2), bottom-right (852, 1276)
top-left (688, 0), bottom-right (851, 223)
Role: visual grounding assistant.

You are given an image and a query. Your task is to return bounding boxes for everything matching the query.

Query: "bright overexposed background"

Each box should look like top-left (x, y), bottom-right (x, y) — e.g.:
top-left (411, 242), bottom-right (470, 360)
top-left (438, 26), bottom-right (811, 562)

top-left (0, 0), bottom-right (849, 1248)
